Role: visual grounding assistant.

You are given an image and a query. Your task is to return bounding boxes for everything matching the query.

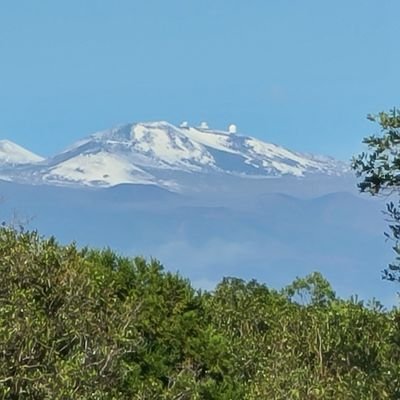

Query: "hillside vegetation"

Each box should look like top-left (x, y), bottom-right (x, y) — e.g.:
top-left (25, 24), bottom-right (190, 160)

top-left (0, 228), bottom-right (399, 399)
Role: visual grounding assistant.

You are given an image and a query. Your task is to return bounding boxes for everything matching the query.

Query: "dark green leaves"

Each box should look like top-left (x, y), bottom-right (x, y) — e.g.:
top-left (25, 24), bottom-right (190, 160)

top-left (0, 228), bottom-right (399, 398)
top-left (353, 108), bottom-right (400, 282)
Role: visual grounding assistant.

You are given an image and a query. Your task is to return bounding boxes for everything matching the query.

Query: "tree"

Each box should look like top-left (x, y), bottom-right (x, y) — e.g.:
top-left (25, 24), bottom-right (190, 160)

top-left (1, 227), bottom-right (400, 398)
top-left (283, 272), bottom-right (336, 306)
top-left (352, 108), bottom-right (400, 281)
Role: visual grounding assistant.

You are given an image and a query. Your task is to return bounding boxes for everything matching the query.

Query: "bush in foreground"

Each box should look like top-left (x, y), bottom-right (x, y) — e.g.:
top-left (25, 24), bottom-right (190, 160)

top-left (0, 229), bottom-right (400, 399)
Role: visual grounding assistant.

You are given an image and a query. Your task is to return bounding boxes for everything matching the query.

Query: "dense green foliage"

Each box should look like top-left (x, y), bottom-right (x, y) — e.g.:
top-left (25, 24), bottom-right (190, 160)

top-left (353, 108), bottom-right (400, 281)
top-left (1, 229), bottom-right (400, 399)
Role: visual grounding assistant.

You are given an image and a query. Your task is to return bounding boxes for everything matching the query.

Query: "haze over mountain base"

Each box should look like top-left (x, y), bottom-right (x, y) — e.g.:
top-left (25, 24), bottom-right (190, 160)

top-left (0, 178), bottom-right (392, 305)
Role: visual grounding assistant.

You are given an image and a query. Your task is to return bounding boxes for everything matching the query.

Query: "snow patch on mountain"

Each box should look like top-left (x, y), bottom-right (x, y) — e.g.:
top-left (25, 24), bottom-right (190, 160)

top-left (43, 151), bottom-right (155, 187)
top-left (183, 127), bottom-right (237, 154)
top-left (130, 123), bottom-right (215, 170)
top-left (0, 140), bottom-right (44, 165)
top-left (244, 138), bottom-right (335, 176)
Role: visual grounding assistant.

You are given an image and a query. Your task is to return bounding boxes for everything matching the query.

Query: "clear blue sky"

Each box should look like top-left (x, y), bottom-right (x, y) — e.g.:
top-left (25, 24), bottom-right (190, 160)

top-left (1, 0), bottom-right (399, 160)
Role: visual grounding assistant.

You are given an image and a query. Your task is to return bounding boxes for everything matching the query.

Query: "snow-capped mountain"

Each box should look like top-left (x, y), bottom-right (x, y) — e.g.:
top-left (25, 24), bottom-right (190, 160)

top-left (0, 124), bottom-right (388, 303)
top-left (0, 122), bottom-right (349, 189)
top-left (0, 140), bottom-right (44, 165)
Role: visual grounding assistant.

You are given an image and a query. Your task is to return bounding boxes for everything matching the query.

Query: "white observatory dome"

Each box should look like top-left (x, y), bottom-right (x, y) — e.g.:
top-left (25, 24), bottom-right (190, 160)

top-left (228, 124), bottom-right (237, 134)
top-left (199, 121), bottom-right (209, 130)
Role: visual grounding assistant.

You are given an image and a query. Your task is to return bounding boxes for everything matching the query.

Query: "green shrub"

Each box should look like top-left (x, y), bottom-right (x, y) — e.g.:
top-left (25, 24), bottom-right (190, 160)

top-left (0, 228), bottom-right (399, 399)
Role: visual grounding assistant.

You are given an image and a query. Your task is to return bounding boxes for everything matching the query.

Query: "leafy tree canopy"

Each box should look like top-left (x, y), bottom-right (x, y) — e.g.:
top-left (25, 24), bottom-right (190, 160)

top-left (353, 108), bottom-right (400, 281)
top-left (1, 228), bottom-right (400, 399)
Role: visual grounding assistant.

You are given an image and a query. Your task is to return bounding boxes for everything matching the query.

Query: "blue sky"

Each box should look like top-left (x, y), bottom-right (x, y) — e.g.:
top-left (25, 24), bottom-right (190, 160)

top-left (1, 0), bottom-right (399, 160)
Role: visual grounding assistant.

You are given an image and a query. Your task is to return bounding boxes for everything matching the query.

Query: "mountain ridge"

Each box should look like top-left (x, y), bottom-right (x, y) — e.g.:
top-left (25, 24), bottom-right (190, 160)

top-left (0, 121), bottom-right (349, 190)
top-left (0, 140), bottom-right (44, 165)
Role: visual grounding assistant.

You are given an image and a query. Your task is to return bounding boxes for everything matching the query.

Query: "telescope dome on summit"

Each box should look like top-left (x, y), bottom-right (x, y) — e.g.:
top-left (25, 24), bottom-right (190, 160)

top-left (228, 124), bottom-right (237, 134)
top-left (199, 122), bottom-right (209, 130)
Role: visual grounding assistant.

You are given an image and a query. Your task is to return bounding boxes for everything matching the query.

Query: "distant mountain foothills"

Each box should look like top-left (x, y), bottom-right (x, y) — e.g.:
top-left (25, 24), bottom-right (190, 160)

top-left (0, 121), bottom-right (349, 191)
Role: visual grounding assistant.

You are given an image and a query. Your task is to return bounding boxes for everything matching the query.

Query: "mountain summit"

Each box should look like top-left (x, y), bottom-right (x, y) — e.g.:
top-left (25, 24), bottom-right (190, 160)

top-left (0, 140), bottom-right (44, 165)
top-left (0, 122), bottom-right (348, 189)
